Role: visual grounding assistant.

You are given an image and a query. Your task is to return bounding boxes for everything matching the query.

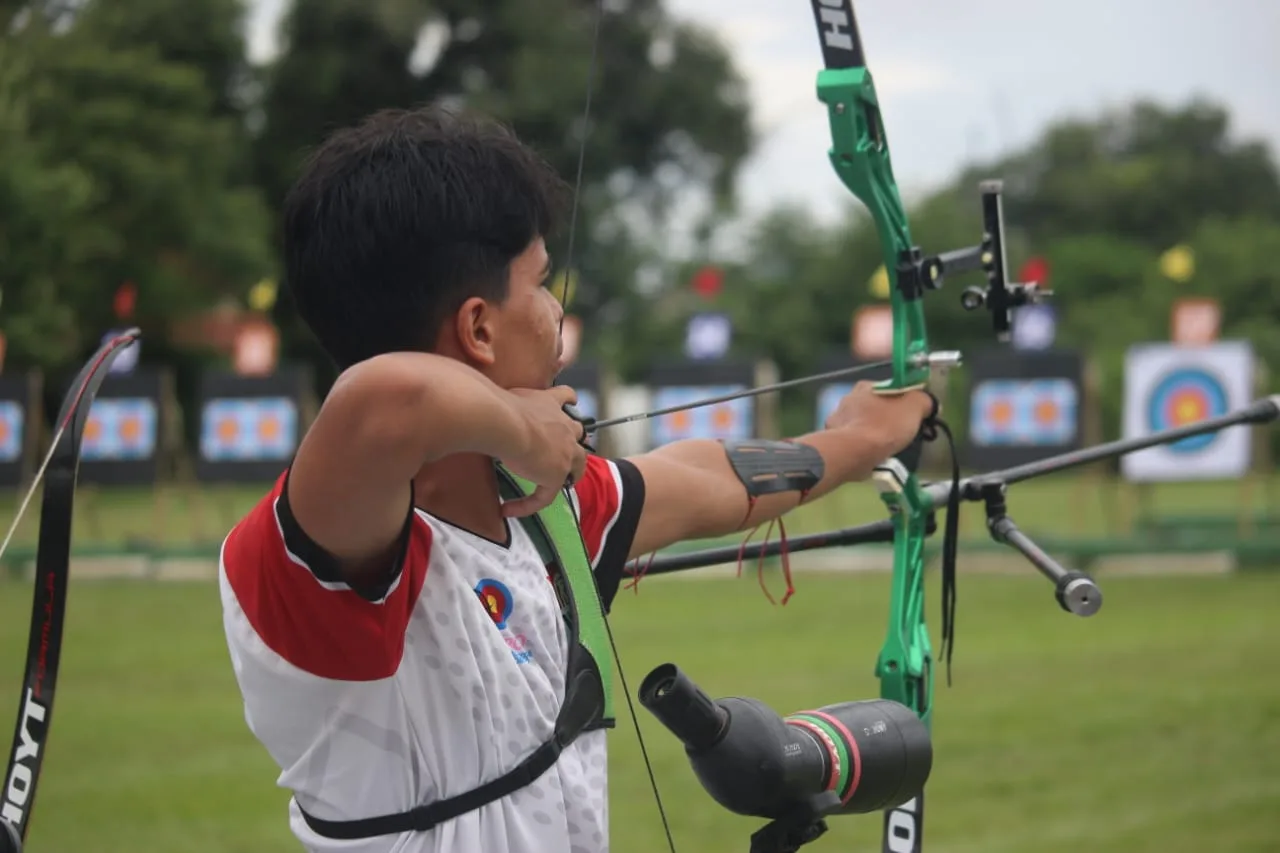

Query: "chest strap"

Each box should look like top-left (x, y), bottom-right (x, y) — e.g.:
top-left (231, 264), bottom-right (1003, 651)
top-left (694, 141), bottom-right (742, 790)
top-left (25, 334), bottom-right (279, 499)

top-left (297, 736), bottom-right (565, 840)
top-left (497, 467), bottom-right (615, 725)
top-left (297, 470), bottom-right (613, 840)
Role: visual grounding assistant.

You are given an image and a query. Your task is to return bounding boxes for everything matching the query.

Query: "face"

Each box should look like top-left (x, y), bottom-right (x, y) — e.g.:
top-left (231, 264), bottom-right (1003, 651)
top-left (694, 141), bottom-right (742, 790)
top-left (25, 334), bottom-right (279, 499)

top-left (449, 237), bottom-right (565, 389)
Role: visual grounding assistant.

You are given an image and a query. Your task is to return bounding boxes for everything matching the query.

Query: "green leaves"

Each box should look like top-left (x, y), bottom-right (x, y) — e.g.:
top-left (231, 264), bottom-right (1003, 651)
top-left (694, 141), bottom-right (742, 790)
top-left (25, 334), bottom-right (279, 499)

top-left (0, 5), bottom-right (273, 370)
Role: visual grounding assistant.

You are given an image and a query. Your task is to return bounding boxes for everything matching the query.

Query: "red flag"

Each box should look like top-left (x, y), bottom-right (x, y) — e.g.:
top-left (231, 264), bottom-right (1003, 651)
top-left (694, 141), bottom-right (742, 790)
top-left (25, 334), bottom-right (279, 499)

top-left (114, 281), bottom-right (137, 319)
top-left (691, 266), bottom-right (723, 300)
top-left (1019, 256), bottom-right (1050, 288)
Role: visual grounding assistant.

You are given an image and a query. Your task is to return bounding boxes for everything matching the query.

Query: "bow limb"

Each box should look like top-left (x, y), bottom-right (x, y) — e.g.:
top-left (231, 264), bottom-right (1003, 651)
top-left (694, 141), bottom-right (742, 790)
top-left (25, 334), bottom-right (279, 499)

top-left (0, 328), bottom-right (142, 852)
top-left (813, 3), bottom-right (934, 851)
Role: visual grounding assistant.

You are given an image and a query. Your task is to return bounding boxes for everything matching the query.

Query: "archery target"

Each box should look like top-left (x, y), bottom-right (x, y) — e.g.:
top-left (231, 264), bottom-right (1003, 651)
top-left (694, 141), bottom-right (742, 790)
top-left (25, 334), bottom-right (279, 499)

top-left (80, 397), bottom-right (158, 461)
top-left (0, 401), bottom-right (22, 463)
top-left (970, 378), bottom-right (1078, 446)
top-left (1121, 341), bottom-right (1254, 482)
top-left (649, 385), bottom-right (752, 447)
top-left (1146, 369), bottom-right (1226, 453)
top-left (200, 397), bottom-right (298, 462)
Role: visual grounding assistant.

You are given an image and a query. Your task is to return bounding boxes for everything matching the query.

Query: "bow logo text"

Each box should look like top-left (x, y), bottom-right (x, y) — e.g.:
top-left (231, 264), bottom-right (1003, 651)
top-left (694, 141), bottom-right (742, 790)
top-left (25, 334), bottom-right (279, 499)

top-left (1, 688), bottom-right (46, 826)
top-left (816, 0), bottom-right (855, 51)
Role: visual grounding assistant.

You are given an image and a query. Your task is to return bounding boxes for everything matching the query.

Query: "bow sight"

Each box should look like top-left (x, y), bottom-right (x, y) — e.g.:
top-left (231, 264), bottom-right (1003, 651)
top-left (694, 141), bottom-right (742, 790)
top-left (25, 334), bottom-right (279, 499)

top-left (906, 180), bottom-right (1051, 342)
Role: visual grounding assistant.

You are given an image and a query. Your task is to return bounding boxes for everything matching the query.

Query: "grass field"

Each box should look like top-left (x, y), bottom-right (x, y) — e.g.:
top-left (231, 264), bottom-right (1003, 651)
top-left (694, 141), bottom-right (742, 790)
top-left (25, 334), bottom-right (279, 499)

top-left (0, 474), bottom-right (1278, 852)
top-left (1, 573), bottom-right (1277, 852)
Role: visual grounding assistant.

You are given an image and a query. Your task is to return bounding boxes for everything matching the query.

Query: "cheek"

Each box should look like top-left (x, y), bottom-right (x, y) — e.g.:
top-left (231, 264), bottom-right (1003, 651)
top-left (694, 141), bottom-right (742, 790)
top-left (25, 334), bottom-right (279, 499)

top-left (540, 287), bottom-right (560, 314)
top-left (516, 291), bottom-right (558, 345)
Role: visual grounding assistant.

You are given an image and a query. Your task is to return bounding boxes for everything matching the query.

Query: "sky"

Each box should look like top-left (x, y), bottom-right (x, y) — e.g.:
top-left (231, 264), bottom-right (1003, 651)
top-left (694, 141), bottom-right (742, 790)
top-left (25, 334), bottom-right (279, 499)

top-left (245, 0), bottom-right (1280, 226)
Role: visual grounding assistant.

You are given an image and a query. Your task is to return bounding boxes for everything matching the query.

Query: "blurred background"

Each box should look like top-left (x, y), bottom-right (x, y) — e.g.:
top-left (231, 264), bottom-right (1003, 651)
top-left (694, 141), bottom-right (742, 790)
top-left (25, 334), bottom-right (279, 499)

top-left (0, 0), bottom-right (1277, 851)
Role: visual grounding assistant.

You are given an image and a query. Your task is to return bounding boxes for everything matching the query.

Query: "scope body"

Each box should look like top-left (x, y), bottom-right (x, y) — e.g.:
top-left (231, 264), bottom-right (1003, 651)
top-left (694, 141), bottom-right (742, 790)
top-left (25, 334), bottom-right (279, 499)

top-left (639, 663), bottom-right (932, 821)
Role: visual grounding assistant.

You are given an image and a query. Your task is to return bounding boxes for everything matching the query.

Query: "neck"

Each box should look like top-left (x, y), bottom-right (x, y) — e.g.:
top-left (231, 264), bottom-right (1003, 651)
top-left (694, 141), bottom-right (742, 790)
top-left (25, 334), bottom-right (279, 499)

top-left (413, 453), bottom-right (509, 544)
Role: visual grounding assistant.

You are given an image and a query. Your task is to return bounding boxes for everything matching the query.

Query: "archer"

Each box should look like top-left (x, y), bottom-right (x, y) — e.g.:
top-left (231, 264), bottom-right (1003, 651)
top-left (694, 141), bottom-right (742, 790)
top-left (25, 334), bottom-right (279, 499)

top-left (216, 105), bottom-right (936, 853)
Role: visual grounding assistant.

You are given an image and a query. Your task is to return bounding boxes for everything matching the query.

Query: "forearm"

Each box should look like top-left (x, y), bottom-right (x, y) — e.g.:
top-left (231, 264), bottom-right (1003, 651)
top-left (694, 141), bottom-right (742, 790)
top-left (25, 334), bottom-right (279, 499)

top-left (635, 423), bottom-right (905, 543)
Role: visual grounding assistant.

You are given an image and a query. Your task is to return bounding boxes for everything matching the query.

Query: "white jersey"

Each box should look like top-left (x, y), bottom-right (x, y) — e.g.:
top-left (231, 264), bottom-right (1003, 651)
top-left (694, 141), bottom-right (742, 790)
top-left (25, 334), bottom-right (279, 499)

top-left (219, 455), bottom-right (644, 853)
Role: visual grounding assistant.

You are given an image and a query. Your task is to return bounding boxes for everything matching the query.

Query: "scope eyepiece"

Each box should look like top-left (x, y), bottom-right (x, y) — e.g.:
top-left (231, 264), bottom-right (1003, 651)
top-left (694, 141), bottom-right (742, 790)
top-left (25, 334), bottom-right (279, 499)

top-left (638, 663), bottom-right (729, 753)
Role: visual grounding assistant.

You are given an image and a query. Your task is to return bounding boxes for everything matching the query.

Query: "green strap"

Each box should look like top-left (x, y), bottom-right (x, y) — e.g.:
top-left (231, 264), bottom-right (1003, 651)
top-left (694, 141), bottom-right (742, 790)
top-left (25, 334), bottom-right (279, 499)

top-left (495, 468), bottom-right (615, 721)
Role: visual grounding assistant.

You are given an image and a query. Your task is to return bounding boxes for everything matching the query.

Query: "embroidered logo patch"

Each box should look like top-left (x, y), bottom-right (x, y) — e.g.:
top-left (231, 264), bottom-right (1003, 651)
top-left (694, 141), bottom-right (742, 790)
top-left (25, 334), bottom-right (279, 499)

top-left (474, 578), bottom-right (514, 630)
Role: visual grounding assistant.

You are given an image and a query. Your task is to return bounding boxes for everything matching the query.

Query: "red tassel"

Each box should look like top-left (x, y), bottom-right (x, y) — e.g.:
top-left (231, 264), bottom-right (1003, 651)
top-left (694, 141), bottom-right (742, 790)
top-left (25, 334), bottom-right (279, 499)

top-left (756, 519), bottom-right (778, 604)
top-left (775, 516), bottom-right (795, 606)
top-left (623, 551), bottom-right (658, 594)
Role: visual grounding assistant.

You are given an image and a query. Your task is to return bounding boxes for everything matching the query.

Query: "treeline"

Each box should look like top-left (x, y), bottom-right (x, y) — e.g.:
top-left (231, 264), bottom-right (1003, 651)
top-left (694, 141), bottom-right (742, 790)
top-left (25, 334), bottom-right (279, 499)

top-left (1, 0), bottom-right (751, 379)
top-left (2, 0), bottom-right (1278, 445)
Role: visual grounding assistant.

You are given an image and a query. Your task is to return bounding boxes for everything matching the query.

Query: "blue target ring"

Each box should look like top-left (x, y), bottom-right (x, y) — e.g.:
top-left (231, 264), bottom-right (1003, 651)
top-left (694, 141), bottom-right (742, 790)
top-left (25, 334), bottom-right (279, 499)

top-left (1145, 368), bottom-right (1228, 453)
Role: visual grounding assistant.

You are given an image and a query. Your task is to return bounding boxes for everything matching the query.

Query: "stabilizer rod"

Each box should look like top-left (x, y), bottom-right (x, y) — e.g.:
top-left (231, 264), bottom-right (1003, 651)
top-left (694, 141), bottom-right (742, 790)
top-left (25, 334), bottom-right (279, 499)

top-left (629, 515), bottom-right (936, 577)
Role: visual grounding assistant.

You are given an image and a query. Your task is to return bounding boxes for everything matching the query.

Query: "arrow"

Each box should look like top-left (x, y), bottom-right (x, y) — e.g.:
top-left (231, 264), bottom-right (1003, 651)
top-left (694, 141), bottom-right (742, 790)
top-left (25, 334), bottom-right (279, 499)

top-left (573, 360), bottom-right (887, 434)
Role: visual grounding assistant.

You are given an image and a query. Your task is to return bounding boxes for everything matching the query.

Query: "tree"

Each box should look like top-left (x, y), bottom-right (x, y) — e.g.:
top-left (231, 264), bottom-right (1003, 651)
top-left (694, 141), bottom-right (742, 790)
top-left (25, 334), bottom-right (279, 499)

top-left (0, 12), bottom-right (274, 370)
top-left (987, 99), bottom-right (1280, 250)
top-left (252, 0), bottom-right (754, 355)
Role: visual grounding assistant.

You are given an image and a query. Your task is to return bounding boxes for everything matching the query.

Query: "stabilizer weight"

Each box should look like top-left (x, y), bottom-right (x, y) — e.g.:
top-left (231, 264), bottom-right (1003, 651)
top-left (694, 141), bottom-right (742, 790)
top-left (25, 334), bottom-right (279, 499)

top-left (1055, 571), bottom-right (1102, 617)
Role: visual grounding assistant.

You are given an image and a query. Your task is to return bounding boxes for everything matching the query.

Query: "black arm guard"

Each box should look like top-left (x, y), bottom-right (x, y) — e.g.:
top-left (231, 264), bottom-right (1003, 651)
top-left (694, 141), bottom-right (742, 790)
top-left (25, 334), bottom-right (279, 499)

top-left (722, 440), bottom-right (825, 497)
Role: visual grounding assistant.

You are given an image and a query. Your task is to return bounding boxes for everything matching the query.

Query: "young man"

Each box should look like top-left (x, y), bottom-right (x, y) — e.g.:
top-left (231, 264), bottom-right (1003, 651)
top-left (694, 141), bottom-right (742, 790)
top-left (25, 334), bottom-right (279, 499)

top-left (219, 106), bottom-right (935, 853)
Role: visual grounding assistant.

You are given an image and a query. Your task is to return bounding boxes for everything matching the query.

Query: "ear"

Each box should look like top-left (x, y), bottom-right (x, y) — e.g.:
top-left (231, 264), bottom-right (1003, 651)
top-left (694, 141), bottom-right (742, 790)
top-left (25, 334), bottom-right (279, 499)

top-left (453, 296), bottom-right (500, 366)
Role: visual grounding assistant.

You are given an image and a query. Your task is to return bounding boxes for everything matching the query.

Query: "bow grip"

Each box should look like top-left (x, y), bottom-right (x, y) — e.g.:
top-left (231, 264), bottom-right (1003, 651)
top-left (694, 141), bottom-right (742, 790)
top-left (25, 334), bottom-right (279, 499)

top-left (870, 384), bottom-right (933, 496)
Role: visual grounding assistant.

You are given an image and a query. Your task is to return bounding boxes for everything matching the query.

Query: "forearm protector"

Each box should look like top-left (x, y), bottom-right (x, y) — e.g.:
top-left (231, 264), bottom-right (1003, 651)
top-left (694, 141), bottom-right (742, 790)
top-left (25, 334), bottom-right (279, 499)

top-left (722, 439), bottom-right (825, 498)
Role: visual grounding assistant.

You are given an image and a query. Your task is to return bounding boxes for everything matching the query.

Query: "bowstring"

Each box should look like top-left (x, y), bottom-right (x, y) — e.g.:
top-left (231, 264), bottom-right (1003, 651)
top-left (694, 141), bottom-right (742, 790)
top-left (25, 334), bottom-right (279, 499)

top-left (555, 0), bottom-right (602, 340)
top-left (557, 3), bottom-right (679, 852)
top-left (0, 334), bottom-right (132, 565)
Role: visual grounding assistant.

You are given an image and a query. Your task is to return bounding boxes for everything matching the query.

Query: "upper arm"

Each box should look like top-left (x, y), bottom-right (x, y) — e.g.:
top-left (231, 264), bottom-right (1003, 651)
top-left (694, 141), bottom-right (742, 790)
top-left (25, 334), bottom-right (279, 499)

top-left (570, 455), bottom-right (646, 612)
top-left (623, 442), bottom-right (749, 559)
top-left (284, 356), bottom-right (436, 591)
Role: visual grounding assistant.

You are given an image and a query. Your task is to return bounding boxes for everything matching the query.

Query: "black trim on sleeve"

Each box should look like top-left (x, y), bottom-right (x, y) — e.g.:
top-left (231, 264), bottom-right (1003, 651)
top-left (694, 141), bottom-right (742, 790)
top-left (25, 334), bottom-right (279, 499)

top-left (275, 469), bottom-right (416, 603)
top-left (591, 457), bottom-right (646, 613)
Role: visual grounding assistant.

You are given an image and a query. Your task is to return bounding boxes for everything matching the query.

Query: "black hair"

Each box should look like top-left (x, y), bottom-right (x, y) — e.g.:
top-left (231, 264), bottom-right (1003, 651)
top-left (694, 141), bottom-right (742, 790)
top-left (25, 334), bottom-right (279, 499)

top-left (281, 106), bottom-right (571, 369)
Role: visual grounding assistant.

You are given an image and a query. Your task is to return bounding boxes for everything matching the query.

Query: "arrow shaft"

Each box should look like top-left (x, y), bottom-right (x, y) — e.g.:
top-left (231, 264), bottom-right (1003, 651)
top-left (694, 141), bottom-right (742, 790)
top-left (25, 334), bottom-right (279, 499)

top-left (584, 360), bottom-right (890, 433)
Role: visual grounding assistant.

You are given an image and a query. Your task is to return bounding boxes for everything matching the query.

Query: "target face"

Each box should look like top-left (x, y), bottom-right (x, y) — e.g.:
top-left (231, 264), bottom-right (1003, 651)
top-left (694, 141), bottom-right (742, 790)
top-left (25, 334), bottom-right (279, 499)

top-left (1145, 368), bottom-right (1228, 453)
top-left (200, 397), bottom-right (298, 462)
top-left (81, 398), bottom-right (158, 460)
top-left (0, 401), bottom-right (23, 463)
top-left (970, 379), bottom-right (1078, 446)
top-left (1120, 341), bottom-right (1254, 482)
top-left (649, 386), bottom-right (751, 446)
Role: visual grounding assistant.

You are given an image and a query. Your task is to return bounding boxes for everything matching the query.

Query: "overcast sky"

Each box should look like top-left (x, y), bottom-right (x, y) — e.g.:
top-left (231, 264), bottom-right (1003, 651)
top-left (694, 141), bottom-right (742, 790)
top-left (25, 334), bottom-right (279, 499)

top-left (246, 0), bottom-right (1279, 225)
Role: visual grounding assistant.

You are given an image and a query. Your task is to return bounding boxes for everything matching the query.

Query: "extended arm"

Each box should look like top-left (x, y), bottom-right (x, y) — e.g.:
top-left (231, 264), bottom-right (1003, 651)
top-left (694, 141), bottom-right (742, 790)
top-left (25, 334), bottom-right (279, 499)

top-left (624, 388), bottom-right (933, 559)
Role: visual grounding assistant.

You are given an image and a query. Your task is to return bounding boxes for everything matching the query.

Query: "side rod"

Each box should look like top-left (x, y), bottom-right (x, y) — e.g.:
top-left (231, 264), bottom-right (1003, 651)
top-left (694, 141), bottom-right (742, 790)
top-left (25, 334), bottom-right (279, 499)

top-left (927, 395), bottom-right (1280, 505)
top-left (630, 515), bottom-right (936, 577)
top-left (632, 396), bottom-right (1279, 578)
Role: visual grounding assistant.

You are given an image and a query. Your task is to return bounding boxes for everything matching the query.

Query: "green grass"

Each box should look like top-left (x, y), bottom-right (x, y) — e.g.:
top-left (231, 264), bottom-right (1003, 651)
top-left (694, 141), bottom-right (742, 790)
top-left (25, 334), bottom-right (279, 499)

top-left (1, 571), bottom-right (1278, 853)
